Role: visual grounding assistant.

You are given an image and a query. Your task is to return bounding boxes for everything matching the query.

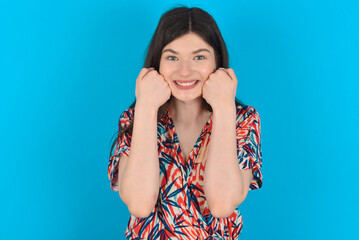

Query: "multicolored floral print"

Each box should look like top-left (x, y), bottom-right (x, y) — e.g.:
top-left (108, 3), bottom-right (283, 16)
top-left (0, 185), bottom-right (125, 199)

top-left (108, 104), bottom-right (262, 239)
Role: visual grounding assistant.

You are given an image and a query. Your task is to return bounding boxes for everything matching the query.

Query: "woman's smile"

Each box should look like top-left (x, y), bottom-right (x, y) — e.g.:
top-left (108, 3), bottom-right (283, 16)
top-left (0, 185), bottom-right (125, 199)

top-left (173, 80), bottom-right (200, 89)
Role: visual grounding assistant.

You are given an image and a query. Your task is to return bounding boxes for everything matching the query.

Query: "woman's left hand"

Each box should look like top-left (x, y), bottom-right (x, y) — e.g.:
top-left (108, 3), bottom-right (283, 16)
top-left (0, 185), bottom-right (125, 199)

top-left (202, 68), bottom-right (238, 110)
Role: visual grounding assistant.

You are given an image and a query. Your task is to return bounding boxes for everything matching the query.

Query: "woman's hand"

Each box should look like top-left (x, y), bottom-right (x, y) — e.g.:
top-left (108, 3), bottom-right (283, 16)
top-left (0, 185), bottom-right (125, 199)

top-left (202, 68), bottom-right (238, 111)
top-left (135, 68), bottom-right (172, 110)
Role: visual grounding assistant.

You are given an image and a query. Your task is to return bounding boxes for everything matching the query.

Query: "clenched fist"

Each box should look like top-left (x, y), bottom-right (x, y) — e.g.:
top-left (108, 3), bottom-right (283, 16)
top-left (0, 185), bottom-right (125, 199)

top-left (135, 68), bottom-right (172, 110)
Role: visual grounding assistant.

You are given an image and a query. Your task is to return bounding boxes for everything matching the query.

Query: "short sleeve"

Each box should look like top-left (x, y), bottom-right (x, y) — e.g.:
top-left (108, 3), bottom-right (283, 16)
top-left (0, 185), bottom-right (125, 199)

top-left (107, 108), bottom-right (134, 192)
top-left (236, 106), bottom-right (263, 190)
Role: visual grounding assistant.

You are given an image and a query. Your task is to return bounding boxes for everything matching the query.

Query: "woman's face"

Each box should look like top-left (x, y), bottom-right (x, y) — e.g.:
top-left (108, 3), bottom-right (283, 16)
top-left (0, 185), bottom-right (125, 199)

top-left (159, 32), bottom-right (217, 103)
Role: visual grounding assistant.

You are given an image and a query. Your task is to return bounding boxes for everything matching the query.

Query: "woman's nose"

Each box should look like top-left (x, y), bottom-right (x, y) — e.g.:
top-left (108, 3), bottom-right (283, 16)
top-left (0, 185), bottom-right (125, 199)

top-left (178, 61), bottom-right (192, 76)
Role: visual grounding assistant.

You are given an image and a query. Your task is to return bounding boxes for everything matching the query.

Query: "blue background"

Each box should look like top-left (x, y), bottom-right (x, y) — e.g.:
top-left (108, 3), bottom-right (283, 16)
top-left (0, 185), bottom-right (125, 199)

top-left (1, 0), bottom-right (358, 239)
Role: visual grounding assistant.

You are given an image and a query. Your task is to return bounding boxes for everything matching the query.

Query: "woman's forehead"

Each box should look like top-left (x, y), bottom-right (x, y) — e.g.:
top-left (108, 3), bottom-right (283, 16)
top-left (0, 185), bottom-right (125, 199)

top-left (162, 32), bottom-right (213, 54)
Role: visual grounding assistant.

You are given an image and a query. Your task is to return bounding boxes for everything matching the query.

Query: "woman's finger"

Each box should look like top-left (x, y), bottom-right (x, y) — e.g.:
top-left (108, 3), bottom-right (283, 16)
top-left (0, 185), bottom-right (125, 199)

top-left (138, 67), bottom-right (155, 80)
top-left (218, 68), bottom-right (237, 83)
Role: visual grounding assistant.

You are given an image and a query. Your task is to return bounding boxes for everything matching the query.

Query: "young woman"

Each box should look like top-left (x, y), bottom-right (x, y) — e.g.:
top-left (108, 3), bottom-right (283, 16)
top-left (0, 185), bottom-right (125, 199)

top-left (108, 6), bottom-right (262, 239)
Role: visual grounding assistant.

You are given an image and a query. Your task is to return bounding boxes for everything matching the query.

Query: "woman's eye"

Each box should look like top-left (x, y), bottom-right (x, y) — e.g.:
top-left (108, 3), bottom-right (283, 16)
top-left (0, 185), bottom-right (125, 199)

top-left (167, 56), bottom-right (178, 61)
top-left (194, 56), bottom-right (205, 60)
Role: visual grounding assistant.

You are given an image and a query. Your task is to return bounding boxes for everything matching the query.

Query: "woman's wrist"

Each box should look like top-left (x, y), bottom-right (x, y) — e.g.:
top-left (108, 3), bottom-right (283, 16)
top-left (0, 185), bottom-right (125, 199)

top-left (135, 99), bottom-right (159, 115)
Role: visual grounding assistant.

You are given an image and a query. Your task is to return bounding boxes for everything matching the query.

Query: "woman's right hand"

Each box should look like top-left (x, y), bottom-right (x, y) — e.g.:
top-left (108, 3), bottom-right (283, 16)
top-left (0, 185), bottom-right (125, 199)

top-left (135, 68), bottom-right (172, 110)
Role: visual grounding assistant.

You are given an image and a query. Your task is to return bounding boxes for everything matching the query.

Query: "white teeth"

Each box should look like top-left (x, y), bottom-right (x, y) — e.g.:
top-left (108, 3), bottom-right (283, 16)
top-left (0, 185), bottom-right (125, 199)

top-left (176, 81), bottom-right (197, 86)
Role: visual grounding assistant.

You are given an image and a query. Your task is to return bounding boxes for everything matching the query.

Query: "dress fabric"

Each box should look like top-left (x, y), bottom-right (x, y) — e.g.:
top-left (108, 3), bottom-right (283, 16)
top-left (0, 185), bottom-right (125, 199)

top-left (108, 104), bottom-right (262, 240)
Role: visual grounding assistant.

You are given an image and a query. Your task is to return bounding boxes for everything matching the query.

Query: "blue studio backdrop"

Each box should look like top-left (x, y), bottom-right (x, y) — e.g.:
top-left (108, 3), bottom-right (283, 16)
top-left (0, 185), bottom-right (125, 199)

top-left (1, 0), bottom-right (358, 239)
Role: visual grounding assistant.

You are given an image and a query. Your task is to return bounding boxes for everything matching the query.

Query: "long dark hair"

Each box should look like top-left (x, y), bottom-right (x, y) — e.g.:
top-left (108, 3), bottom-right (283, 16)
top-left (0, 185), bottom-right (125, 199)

top-left (109, 6), bottom-right (246, 157)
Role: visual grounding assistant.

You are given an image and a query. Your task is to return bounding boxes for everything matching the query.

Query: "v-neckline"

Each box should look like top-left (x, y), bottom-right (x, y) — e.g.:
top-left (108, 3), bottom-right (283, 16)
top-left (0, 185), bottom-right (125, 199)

top-left (167, 106), bottom-right (213, 164)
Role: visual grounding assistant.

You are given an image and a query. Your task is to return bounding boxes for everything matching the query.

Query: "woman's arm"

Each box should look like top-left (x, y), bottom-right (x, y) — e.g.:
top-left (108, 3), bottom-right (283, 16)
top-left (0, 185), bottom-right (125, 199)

top-left (119, 101), bottom-right (160, 218)
top-left (203, 104), bottom-right (253, 218)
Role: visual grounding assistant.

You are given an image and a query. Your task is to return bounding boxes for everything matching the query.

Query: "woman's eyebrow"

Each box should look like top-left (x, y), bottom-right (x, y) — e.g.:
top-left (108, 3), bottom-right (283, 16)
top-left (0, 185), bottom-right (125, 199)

top-left (162, 48), bottom-right (211, 54)
top-left (162, 49), bottom-right (178, 54)
top-left (192, 48), bottom-right (211, 54)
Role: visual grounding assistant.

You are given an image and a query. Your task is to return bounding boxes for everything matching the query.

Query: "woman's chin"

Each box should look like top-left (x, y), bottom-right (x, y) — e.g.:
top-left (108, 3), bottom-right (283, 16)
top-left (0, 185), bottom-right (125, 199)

top-left (171, 92), bottom-right (203, 103)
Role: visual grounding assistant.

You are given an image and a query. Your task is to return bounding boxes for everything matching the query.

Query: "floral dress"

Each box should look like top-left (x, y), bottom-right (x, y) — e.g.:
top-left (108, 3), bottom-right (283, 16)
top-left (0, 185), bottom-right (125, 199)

top-left (108, 104), bottom-right (262, 239)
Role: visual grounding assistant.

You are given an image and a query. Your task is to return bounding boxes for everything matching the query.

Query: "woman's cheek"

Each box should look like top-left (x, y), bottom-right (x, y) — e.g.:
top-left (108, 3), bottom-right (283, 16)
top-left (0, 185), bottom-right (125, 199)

top-left (159, 61), bottom-right (169, 74)
top-left (200, 69), bottom-right (213, 80)
top-left (160, 70), bottom-right (171, 83)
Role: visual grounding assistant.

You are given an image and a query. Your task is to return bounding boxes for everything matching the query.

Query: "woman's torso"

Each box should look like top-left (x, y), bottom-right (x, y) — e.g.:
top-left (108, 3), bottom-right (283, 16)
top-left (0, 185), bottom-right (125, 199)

top-left (124, 105), bottom-right (244, 239)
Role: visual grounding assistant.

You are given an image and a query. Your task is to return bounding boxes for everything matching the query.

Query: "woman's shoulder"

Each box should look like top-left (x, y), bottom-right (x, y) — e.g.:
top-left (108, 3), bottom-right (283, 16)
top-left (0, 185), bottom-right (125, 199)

top-left (119, 106), bottom-right (135, 121)
top-left (235, 103), bottom-right (260, 125)
top-left (117, 106), bottom-right (135, 130)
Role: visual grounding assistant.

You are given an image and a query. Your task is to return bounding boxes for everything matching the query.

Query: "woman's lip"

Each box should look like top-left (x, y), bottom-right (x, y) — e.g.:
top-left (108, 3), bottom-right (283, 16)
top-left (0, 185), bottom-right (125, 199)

top-left (173, 80), bottom-right (199, 83)
top-left (173, 80), bottom-right (200, 90)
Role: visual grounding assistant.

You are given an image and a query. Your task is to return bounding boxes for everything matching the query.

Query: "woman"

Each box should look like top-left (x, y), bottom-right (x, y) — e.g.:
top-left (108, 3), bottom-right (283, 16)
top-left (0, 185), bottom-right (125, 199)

top-left (108, 6), bottom-right (262, 239)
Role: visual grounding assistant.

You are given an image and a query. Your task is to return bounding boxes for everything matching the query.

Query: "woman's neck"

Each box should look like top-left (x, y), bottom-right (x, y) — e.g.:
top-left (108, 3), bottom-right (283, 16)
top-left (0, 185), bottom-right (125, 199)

top-left (169, 97), bottom-right (210, 125)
